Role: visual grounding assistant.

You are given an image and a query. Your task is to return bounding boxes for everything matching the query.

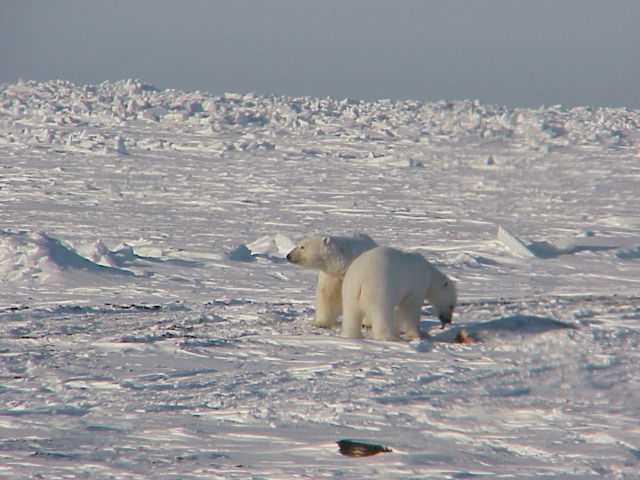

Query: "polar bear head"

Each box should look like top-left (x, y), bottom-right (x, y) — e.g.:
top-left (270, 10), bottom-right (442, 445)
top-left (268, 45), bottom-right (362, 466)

top-left (428, 276), bottom-right (458, 328)
top-left (286, 236), bottom-right (345, 274)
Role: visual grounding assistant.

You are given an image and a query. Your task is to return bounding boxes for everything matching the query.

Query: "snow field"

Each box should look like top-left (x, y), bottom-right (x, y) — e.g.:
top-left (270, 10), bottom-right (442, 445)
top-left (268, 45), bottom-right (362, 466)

top-left (1, 79), bottom-right (639, 478)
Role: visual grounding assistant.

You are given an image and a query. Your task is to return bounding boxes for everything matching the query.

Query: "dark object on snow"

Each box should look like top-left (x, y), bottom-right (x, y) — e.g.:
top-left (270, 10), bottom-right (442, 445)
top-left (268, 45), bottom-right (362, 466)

top-left (337, 439), bottom-right (392, 457)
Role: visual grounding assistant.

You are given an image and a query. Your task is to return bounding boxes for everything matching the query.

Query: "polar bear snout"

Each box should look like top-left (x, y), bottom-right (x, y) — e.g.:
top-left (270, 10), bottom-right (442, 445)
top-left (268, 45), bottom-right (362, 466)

top-left (438, 313), bottom-right (453, 328)
top-left (286, 249), bottom-right (301, 264)
top-left (434, 305), bottom-right (455, 328)
top-left (286, 248), bottom-right (308, 266)
top-left (438, 305), bottom-right (455, 328)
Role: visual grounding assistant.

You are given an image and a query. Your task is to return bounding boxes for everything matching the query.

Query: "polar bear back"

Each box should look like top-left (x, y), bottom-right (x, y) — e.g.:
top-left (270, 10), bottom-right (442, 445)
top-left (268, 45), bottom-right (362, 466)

top-left (329, 233), bottom-right (377, 274)
top-left (343, 246), bottom-right (433, 303)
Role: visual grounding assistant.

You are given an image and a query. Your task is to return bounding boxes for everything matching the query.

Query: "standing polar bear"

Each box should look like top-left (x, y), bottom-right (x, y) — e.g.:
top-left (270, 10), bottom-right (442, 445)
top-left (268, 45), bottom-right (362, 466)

top-left (342, 246), bottom-right (457, 341)
top-left (286, 234), bottom-right (377, 328)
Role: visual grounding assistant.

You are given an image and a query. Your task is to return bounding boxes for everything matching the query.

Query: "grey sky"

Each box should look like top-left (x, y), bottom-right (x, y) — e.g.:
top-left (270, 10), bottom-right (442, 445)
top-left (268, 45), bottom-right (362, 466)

top-left (2, 1), bottom-right (639, 108)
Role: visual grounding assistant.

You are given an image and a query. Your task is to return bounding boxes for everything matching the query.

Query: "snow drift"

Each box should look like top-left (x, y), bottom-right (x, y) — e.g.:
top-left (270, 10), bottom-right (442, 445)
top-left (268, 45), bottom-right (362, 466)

top-left (0, 230), bottom-right (133, 283)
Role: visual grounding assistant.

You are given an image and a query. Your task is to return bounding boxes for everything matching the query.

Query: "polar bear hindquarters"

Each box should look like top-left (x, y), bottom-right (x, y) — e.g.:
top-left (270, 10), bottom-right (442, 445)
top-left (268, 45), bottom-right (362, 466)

top-left (341, 247), bottom-right (409, 341)
top-left (342, 265), bottom-right (399, 341)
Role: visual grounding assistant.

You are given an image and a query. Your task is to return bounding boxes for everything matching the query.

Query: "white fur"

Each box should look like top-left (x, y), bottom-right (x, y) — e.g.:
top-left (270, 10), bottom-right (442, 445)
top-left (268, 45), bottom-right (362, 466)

top-left (341, 246), bottom-right (457, 341)
top-left (287, 234), bottom-right (377, 328)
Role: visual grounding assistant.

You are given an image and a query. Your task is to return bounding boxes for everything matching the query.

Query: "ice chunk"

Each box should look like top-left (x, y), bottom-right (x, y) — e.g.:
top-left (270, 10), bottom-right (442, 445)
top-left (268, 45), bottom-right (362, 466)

top-left (246, 234), bottom-right (295, 259)
top-left (496, 225), bottom-right (536, 258)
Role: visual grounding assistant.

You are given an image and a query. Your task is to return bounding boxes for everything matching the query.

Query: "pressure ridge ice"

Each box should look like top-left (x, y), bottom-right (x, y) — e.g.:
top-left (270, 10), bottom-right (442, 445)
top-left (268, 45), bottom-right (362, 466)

top-left (2, 79), bottom-right (639, 153)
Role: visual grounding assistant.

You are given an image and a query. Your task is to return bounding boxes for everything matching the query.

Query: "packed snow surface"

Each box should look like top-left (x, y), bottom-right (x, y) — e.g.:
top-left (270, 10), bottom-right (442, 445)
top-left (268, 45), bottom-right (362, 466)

top-left (1, 79), bottom-right (640, 479)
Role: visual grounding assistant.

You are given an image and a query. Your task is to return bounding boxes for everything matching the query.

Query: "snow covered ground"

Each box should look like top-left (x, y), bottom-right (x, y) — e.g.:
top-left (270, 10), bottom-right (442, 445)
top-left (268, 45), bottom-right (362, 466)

top-left (1, 79), bottom-right (640, 479)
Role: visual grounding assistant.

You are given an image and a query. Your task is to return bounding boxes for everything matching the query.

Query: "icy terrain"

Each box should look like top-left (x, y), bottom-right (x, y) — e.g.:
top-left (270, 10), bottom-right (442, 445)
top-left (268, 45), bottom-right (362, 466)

top-left (1, 79), bottom-right (640, 479)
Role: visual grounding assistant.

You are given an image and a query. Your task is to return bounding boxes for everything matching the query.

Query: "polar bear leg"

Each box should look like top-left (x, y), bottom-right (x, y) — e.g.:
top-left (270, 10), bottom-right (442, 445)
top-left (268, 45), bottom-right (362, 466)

top-left (370, 301), bottom-right (399, 341)
top-left (314, 272), bottom-right (342, 328)
top-left (396, 296), bottom-right (423, 340)
top-left (341, 287), bottom-right (365, 339)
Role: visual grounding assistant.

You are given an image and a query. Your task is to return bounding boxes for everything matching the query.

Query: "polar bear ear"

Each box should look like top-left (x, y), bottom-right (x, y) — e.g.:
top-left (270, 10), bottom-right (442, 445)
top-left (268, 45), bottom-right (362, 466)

top-left (322, 236), bottom-right (343, 256)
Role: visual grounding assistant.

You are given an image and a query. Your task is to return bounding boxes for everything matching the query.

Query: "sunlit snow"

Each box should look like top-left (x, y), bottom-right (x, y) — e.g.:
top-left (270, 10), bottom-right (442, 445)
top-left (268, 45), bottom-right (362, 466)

top-left (1, 79), bottom-right (639, 479)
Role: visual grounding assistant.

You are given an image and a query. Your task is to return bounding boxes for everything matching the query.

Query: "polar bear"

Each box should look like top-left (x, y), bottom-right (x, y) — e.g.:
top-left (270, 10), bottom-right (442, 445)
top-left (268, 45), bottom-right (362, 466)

top-left (341, 246), bottom-right (457, 341)
top-left (286, 234), bottom-right (377, 328)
